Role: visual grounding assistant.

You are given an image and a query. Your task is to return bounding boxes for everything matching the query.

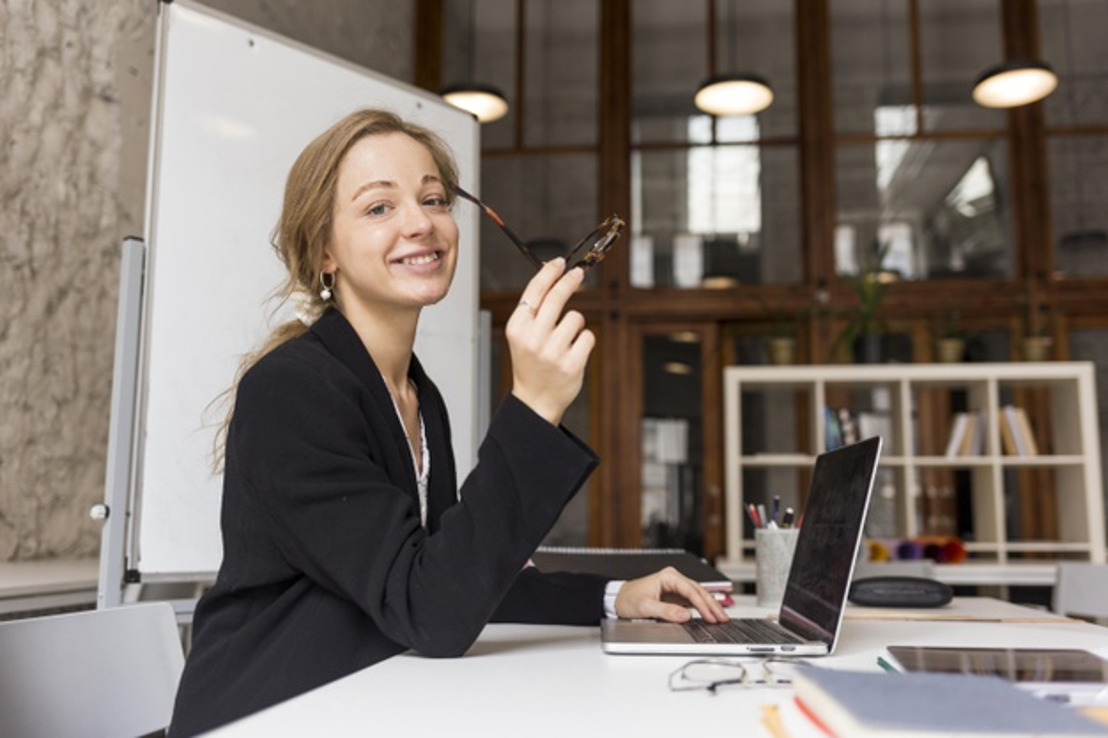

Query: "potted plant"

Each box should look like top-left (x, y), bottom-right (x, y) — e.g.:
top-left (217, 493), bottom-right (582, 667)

top-left (759, 295), bottom-right (807, 365)
top-left (830, 240), bottom-right (895, 363)
top-left (1021, 296), bottom-right (1053, 361)
top-left (934, 309), bottom-right (969, 363)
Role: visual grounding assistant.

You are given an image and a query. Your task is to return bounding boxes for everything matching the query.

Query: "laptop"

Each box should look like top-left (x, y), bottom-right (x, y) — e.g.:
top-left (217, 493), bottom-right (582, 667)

top-left (601, 435), bottom-right (882, 657)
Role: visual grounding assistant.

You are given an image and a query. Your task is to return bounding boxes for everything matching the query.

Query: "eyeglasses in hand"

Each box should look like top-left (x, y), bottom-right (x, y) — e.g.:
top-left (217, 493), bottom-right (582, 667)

top-left (668, 657), bottom-right (806, 695)
top-left (450, 183), bottom-right (625, 272)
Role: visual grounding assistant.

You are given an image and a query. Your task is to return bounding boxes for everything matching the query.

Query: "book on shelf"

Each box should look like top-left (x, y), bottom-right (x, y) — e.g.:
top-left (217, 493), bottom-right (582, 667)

top-left (792, 666), bottom-right (1107, 737)
top-left (825, 407), bottom-right (844, 450)
top-left (529, 547), bottom-right (733, 592)
top-left (944, 411), bottom-right (984, 458)
top-left (1002, 405), bottom-right (1039, 456)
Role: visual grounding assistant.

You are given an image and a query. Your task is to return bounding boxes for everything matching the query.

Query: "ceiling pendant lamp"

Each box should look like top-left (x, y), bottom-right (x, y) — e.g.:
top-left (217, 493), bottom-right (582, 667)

top-left (695, 73), bottom-right (774, 117)
top-left (694, 0), bottom-right (773, 116)
top-left (972, 60), bottom-right (1058, 108)
top-left (441, 83), bottom-right (509, 123)
top-left (440, 0), bottom-right (508, 123)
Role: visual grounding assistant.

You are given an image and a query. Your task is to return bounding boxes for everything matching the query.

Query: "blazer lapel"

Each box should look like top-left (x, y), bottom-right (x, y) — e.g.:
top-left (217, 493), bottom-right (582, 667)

top-left (309, 309), bottom-right (418, 498)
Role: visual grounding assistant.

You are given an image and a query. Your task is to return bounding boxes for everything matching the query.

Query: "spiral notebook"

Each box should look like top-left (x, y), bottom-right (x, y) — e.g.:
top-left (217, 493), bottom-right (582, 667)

top-left (601, 436), bottom-right (882, 656)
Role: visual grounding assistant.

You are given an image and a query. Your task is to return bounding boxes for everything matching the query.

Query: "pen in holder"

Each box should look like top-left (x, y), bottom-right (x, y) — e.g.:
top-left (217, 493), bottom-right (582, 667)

top-left (755, 528), bottom-right (799, 609)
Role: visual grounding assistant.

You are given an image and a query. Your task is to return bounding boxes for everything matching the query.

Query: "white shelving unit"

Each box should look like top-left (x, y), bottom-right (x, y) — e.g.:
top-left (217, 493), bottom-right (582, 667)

top-left (717, 362), bottom-right (1106, 586)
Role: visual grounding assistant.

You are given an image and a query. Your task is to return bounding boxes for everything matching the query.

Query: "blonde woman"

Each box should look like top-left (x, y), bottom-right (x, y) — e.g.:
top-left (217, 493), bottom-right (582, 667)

top-left (168, 109), bottom-right (725, 736)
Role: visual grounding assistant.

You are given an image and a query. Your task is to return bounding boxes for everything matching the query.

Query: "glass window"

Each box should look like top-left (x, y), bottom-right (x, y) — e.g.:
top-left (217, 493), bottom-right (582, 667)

top-left (1049, 136), bottom-right (1108, 278)
top-left (831, 0), bottom-right (913, 136)
top-left (917, 0), bottom-right (1005, 132)
top-left (632, 145), bottom-right (801, 288)
top-left (631, 1), bottom-right (796, 144)
top-left (522, 0), bottom-right (600, 148)
top-left (1040, 0), bottom-right (1108, 130)
top-left (832, 0), bottom-right (1004, 135)
top-left (1040, 0), bottom-right (1108, 278)
top-left (835, 138), bottom-right (1012, 279)
top-left (477, 154), bottom-right (599, 291)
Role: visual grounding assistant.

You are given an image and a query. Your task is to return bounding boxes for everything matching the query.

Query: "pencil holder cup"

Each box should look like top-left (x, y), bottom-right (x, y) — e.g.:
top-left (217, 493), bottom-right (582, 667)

top-left (755, 528), bottom-right (800, 608)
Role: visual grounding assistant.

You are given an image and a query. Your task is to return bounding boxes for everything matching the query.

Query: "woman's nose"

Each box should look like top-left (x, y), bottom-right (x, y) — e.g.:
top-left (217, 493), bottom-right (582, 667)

top-left (401, 202), bottom-right (433, 238)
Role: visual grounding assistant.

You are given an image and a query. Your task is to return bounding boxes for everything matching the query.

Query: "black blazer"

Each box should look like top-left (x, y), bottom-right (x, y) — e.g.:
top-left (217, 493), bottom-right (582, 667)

top-left (169, 309), bottom-right (605, 736)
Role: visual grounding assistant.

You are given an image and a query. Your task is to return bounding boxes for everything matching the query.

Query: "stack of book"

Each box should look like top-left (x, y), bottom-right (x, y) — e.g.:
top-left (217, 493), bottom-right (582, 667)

top-left (942, 405), bottom-right (1039, 458)
top-left (1000, 404), bottom-right (1039, 456)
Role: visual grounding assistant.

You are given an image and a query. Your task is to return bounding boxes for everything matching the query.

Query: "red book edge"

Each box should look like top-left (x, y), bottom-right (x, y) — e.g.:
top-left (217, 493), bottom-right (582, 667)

top-left (794, 695), bottom-right (837, 737)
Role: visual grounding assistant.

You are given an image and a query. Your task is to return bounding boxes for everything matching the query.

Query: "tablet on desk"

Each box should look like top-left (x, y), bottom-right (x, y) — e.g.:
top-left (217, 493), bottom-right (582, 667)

top-left (885, 646), bottom-right (1108, 706)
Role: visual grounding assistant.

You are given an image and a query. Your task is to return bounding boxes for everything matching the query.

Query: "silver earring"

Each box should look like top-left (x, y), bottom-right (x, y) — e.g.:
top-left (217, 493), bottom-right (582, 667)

top-left (320, 271), bottom-right (335, 301)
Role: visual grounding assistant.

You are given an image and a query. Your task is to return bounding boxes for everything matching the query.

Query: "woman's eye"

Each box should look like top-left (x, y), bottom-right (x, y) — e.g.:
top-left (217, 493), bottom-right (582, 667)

top-left (366, 202), bottom-right (390, 216)
top-left (424, 195), bottom-right (448, 208)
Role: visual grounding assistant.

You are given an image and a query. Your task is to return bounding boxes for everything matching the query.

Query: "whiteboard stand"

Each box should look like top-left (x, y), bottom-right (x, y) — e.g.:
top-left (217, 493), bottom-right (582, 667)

top-left (96, 237), bottom-right (145, 610)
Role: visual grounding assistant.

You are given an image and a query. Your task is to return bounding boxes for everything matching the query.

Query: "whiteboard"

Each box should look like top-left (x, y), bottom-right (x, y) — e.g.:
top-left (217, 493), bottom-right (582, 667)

top-left (134, 1), bottom-right (480, 578)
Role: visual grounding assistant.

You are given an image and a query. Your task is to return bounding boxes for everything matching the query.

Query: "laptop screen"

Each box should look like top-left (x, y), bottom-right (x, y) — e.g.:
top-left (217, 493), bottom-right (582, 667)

top-left (777, 436), bottom-right (882, 646)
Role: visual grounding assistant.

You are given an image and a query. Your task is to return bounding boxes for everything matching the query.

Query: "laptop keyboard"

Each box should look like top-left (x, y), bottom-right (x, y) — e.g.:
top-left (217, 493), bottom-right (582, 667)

top-left (683, 618), bottom-right (804, 645)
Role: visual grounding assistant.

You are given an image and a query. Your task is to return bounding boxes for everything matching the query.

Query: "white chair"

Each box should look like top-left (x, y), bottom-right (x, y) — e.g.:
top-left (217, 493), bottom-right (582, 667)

top-left (1053, 562), bottom-right (1108, 621)
top-left (0, 602), bottom-right (184, 738)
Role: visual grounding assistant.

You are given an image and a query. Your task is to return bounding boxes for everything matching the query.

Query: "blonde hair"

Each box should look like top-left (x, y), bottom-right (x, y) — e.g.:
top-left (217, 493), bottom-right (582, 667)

top-left (211, 109), bottom-right (459, 469)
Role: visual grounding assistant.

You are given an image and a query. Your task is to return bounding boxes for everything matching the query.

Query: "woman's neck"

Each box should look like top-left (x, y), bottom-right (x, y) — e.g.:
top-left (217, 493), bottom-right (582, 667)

top-left (336, 300), bottom-right (419, 395)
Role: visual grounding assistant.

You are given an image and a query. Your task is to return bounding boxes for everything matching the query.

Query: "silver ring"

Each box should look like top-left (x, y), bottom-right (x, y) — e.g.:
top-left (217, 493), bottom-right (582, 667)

top-left (518, 298), bottom-right (535, 313)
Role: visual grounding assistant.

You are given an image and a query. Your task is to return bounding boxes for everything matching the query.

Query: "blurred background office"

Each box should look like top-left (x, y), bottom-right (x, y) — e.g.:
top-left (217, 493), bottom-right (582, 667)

top-left (2, 1), bottom-right (1105, 576)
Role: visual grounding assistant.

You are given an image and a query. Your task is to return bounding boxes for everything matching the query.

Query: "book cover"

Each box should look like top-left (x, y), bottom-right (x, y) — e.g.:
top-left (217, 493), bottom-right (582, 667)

top-left (945, 413), bottom-right (970, 458)
top-left (793, 666), bottom-right (1107, 737)
top-left (530, 547), bottom-right (732, 592)
top-left (1000, 408), bottom-right (1020, 456)
top-left (958, 411), bottom-right (981, 457)
top-left (1013, 406), bottom-right (1040, 455)
top-left (1002, 405), bottom-right (1040, 456)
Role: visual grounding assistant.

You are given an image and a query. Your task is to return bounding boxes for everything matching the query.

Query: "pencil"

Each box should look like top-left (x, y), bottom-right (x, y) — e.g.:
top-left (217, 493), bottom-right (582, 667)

top-left (761, 704), bottom-right (791, 738)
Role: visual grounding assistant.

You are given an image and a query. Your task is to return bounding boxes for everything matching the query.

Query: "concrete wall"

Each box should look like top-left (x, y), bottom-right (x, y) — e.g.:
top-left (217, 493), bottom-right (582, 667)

top-left (0, 0), bottom-right (414, 560)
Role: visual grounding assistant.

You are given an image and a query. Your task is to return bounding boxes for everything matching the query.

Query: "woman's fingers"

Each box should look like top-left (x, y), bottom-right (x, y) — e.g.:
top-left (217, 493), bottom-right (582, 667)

top-left (506, 258), bottom-right (594, 426)
top-left (513, 258), bottom-right (567, 321)
top-left (531, 263), bottom-right (585, 326)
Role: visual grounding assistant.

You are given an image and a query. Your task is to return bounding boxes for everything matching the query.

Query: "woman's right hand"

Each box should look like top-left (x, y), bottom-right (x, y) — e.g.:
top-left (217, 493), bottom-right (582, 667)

top-left (506, 258), bottom-right (594, 426)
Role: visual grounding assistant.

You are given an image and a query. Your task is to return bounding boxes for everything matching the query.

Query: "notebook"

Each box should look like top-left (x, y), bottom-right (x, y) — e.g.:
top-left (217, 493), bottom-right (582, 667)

top-left (601, 435), bottom-right (882, 656)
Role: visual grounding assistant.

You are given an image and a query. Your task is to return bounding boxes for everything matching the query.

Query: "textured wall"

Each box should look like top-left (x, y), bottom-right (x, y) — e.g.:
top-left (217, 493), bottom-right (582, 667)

top-left (0, 0), bottom-right (415, 561)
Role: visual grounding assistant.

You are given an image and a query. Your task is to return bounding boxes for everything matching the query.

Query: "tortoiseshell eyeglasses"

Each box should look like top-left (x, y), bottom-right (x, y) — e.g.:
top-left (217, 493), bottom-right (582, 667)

top-left (450, 183), bottom-right (625, 272)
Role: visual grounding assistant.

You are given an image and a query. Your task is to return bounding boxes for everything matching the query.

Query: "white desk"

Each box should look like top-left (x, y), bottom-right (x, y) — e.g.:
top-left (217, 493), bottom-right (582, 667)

top-left (208, 598), bottom-right (1108, 737)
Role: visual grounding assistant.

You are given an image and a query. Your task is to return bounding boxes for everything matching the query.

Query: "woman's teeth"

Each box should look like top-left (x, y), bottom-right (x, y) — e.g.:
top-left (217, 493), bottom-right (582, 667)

top-left (401, 252), bottom-right (440, 266)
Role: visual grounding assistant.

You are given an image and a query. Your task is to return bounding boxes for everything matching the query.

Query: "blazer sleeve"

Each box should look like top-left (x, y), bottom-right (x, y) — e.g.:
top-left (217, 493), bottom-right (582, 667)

top-left (229, 352), bottom-right (599, 657)
top-left (491, 567), bottom-right (607, 625)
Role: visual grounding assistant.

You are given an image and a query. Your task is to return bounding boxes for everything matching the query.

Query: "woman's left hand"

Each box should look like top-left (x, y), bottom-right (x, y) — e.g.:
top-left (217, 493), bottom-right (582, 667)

top-left (614, 567), bottom-right (730, 623)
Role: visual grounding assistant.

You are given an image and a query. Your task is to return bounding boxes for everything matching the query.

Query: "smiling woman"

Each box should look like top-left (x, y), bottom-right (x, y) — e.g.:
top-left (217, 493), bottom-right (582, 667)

top-left (167, 108), bottom-right (726, 737)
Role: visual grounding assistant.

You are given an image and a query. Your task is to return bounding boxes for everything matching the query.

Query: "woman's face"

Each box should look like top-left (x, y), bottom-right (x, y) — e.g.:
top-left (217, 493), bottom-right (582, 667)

top-left (324, 132), bottom-right (458, 315)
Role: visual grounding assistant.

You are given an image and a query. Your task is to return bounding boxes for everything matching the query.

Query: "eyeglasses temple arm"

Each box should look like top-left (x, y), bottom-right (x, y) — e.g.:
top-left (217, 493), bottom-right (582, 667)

top-left (450, 183), bottom-right (543, 269)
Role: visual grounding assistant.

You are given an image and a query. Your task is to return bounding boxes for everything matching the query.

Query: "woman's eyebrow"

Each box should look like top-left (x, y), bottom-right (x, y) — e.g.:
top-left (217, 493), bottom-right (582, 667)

top-left (351, 174), bottom-right (444, 202)
top-left (350, 179), bottom-right (396, 202)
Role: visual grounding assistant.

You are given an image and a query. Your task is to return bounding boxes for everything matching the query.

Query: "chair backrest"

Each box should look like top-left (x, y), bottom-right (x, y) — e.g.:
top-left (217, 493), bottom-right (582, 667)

top-left (0, 602), bottom-right (184, 738)
top-left (1053, 562), bottom-right (1108, 620)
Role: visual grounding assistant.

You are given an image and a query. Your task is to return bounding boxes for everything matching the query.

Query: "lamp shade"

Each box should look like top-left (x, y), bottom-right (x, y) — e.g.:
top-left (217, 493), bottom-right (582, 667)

top-left (971, 60), bottom-right (1058, 108)
top-left (694, 73), bottom-right (774, 116)
top-left (441, 83), bottom-right (509, 123)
